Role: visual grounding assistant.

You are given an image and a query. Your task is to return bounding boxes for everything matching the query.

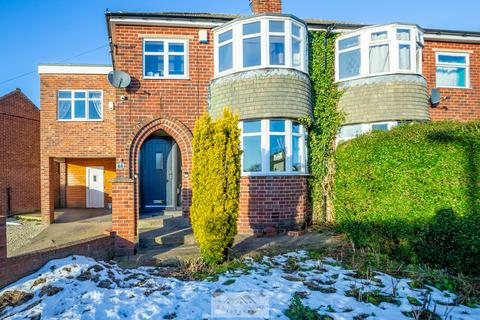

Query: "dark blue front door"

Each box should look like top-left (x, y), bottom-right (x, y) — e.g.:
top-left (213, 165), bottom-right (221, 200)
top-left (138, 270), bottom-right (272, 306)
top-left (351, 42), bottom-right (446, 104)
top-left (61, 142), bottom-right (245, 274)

top-left (140, 137), bottom-right (173, 212)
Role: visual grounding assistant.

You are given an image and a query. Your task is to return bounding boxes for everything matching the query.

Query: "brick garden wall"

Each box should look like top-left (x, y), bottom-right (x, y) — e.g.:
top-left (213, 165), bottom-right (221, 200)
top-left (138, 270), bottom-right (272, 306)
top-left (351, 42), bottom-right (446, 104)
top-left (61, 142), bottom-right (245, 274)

top-left (238, 176), bottom-right (309, 234)
top-left (0, 234), bottom-right (114, 289)
top-left (423, 40), bottom-right (480, 121)
top-left (0, 89), bottom-right (40, 214)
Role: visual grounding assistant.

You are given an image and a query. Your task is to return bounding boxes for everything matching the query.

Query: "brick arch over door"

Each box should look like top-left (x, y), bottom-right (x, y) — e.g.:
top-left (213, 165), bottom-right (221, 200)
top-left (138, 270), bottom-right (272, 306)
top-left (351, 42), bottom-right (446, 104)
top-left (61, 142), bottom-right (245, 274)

top-left (128, 117), bottom-right (193, 217)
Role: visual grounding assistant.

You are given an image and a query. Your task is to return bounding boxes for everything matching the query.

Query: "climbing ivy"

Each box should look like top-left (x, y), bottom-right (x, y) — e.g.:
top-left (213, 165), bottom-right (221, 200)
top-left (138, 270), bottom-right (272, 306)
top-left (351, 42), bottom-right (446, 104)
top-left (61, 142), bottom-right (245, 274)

top-left (305, 31), bottom-right (344, 223)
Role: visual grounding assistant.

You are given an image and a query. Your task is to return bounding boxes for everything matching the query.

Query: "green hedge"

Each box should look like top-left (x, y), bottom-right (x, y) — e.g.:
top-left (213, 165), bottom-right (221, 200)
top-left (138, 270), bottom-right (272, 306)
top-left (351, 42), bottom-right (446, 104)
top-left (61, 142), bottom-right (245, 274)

top-left (334, 121), bottom-right (480, 274)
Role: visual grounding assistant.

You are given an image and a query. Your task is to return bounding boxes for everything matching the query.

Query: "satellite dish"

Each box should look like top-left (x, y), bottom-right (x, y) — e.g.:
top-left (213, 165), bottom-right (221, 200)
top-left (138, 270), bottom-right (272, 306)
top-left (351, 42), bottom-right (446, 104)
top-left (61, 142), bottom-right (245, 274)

top-left (430, 88), bottom-right (441, 107)
top-left (108, 70), bottom-right (131, 88)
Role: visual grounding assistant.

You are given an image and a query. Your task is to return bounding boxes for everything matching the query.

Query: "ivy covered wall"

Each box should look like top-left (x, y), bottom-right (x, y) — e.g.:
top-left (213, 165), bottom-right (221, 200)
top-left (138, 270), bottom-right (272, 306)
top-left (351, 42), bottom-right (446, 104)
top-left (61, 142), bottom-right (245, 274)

top-left (306, 30), bottom-right (344, 223)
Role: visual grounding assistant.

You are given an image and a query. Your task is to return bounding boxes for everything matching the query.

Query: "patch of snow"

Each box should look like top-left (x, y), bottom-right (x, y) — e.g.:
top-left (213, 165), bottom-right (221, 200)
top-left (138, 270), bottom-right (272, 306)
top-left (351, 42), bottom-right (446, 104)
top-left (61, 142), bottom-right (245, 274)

top-left (0, 251), bottom-right (478, 319)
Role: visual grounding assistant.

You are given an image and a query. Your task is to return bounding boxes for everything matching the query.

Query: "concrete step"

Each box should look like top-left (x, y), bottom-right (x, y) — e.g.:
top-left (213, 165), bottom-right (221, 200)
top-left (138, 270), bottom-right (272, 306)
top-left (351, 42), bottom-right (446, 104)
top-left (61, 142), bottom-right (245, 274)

top-left (139, 226), bottom-right (196, 248)
top-left (138, 215), bottom-right (190, 230)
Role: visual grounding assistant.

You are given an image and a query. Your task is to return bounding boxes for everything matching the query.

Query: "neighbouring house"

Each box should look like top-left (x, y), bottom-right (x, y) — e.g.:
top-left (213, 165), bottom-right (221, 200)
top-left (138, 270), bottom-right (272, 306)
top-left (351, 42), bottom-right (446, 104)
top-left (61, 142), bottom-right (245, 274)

top-left (0, 89), bottom-right (40, 215)
top-left (35, 0), bottom-right (480, 255)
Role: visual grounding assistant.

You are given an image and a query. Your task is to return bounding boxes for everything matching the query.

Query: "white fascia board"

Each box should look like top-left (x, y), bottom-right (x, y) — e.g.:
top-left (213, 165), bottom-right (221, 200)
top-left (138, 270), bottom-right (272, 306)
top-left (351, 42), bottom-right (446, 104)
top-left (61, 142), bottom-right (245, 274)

top-left (424, 33), bottom-right (480, 44)
top-left (109, 17), bottom-right (221, 28)
top-left (306, 26), bottom-right (355, 34)
top-left (38, 65), bottom-right (113, 75)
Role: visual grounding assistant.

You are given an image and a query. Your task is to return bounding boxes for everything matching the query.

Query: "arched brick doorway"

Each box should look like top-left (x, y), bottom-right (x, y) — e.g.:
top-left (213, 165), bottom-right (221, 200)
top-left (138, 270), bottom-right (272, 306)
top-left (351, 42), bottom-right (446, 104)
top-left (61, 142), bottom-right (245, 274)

top-left (112, 117), bottom-right (192, 254)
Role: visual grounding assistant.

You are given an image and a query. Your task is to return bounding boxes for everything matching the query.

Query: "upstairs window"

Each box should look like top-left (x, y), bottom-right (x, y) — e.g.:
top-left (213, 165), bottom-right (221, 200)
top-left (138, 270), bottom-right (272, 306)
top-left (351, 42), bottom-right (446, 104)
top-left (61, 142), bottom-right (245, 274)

top-left (243, 22), bottom-right (261, 68)
top-left (338, 35), bottom-right (361, 79)
top-left (143, 39), bottom-right (188, 79)
top-left (436, 52), bottom-right (470, 88)
top-left (336, 24), bottom-right (423, 81)
top-left (219, 30), bottom-right (233, 72)
top-left (269, 20), bottom-right (285, 65)
top-left (58, 90), bottom-right (102, 121)
top-left (214, 16), bottom-right (307, 76)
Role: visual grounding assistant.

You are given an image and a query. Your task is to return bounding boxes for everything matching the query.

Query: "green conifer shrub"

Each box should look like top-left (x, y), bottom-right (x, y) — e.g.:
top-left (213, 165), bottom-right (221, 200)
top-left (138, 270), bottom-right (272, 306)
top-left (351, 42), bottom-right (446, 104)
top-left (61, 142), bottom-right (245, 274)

top-left (190, 108), bottom-right (241, 264)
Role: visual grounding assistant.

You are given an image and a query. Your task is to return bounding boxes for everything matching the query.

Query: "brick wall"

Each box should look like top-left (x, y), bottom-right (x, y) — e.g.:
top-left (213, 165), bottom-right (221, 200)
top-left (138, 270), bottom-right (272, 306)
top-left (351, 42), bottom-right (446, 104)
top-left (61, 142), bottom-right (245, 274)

top-left (39, 74), bottom-right (116, 157)
top-left (423, 40), bottom-right (480, 121)
top-left (238, 176), bottom-right (309, 234)
top-left (0, 89), bottom-right (40, 214)
top-left (0, 234), bottom-right (114, 289)
top-left (40, 74), bottom-right (116, 223)
top-left (109, 23), bottom-right (213, 252)
top-left (250, 0), bottom-right (282, 13)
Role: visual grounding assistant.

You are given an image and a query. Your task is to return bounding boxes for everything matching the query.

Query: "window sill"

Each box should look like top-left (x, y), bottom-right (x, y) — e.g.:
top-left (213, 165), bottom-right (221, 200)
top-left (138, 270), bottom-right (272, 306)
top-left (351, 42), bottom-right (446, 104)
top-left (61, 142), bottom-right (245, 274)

top-left (143, 76), bottom-right (190, 80)
top-left (241, 172), bottom-right (311, 177)
top-left (336, 71), bottom-right (424, 83)
top-left (57, 119), bottom-right (104, 122)
top-left (214, 66), bottom-right (308, 80)
top-left (436, 86), bottom-right (472, 90)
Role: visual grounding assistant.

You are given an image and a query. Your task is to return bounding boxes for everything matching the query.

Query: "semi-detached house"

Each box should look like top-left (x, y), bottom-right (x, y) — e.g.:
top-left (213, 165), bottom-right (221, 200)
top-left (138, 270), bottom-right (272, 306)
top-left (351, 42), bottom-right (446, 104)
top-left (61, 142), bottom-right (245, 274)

top-left (37, 0), bottom-right (480, 255)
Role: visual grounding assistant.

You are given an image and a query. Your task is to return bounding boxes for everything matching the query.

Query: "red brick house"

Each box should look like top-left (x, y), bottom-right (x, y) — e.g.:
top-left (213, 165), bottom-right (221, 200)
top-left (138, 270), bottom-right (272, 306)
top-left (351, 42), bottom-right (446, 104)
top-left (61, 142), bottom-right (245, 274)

top-left (0, 89), bottom-right (40, 215)
top-left (35, 0), bottom-right (480, 255)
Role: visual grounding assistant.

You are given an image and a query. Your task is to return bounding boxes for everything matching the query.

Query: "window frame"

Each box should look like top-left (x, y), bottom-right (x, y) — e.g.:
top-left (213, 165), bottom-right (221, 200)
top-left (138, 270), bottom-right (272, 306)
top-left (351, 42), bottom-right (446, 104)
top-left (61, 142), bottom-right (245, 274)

top-left (57, 90), bottom-right (103, 122)
top-left (335, 24), bottom-right (423, 82)
top-left (143, 38), bottom-right (189, 80)
top-left (218, 29), bottom-right (234, 73)
top-left (337, 121), bottom-right (398, 142)
top-left (240, 119), bottom-right (308, 176)
top-left (214, 16), bottom-right (307, 77)
top-left (435, 51), bottom-right (470, 89)
top-left (242, 21), bottom-right (262, 68)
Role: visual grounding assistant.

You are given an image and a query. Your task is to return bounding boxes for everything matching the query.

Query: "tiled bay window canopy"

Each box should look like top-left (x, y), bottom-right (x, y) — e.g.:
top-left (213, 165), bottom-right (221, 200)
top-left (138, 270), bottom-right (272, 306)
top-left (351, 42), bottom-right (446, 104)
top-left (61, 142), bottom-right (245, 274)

top-left (335, 24), bottom-right (424, 81)
top-left (213, 15), bottom-right (308, 76)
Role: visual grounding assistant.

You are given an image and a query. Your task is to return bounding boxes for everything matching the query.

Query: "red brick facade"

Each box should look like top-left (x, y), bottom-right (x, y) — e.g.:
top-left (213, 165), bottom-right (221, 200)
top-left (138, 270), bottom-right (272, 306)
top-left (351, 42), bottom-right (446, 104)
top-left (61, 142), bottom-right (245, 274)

top-left (39, 73), bottom-right (116, 224)
top-left (0, 89), bottom-right (40, 215)
top-left (250, 0), bottom-right (282, 14)
top-left (109, 24), bottom-right (211, 252)
top-left (423, 40), bottom-right (480, 121)
top-left (239, 176), bottom-right (309, 235)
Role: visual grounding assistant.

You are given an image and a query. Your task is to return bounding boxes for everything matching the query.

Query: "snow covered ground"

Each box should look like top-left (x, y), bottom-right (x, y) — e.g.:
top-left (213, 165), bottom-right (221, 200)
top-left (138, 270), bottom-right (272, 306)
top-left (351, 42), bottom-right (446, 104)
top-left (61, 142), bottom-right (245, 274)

top-left (0, 251), bottom-right (478, 319)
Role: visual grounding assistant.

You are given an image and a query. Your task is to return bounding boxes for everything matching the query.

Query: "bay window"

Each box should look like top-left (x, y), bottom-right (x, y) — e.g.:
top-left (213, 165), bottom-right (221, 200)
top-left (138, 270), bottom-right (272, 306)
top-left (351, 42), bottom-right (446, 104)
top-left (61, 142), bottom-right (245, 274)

top-left (214, 16), bottom-right (307, 76)
top-left (336, 24), bottom-right (423, 81)
top-left (436, 52), bottom-right (469, 88)
top-left (58, 90), bottom-right (102, 121)
top-left (241, 119), bottom-right (307, 175)
top-left (143, 39), bottom-right (188, 79)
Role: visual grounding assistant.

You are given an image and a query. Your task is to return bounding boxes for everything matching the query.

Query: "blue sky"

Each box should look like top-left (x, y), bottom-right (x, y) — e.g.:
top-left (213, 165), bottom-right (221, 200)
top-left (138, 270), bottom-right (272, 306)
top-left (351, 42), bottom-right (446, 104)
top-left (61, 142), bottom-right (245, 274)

top-left (1, 0), bottom-right (479, 106)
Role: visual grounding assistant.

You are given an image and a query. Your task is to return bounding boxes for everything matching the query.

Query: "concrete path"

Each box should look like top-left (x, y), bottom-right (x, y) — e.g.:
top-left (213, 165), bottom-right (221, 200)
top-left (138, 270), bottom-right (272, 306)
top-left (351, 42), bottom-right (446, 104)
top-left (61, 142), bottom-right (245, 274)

top-left (118, 228), bottom-right (345, 267)
top-left (8, 209), bottom-right (112, 257)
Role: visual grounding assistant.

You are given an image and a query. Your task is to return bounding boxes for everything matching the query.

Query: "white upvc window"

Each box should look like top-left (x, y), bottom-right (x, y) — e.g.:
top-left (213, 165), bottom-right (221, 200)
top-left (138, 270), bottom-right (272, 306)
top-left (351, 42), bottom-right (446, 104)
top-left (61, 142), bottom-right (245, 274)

top-left (57, 90), bottom-right (103, 121)
top-left (240, 119), bottom-right (307, 176)
top-left (214, 16), bottom-right (307, 77)
top-left (436, 52), bottom-right (470, 88)
top-left (336, 24), bottom-right (424, 81)
top-left (337, 121), bottom-right (398, 142)
top-left (143, 39), bottom-right (188, 79)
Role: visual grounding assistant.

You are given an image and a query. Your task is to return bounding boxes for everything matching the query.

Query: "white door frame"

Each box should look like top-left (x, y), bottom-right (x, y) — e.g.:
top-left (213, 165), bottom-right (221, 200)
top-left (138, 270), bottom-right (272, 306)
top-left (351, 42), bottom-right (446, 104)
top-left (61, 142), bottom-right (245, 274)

top-left (86, 166), bottom-right (104, 208)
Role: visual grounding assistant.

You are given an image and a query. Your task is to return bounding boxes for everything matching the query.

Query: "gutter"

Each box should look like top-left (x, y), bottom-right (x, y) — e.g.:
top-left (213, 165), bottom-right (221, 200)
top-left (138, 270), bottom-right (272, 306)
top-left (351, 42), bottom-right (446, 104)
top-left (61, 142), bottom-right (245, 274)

top-left (106, 10), bottom-right (116, 70)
